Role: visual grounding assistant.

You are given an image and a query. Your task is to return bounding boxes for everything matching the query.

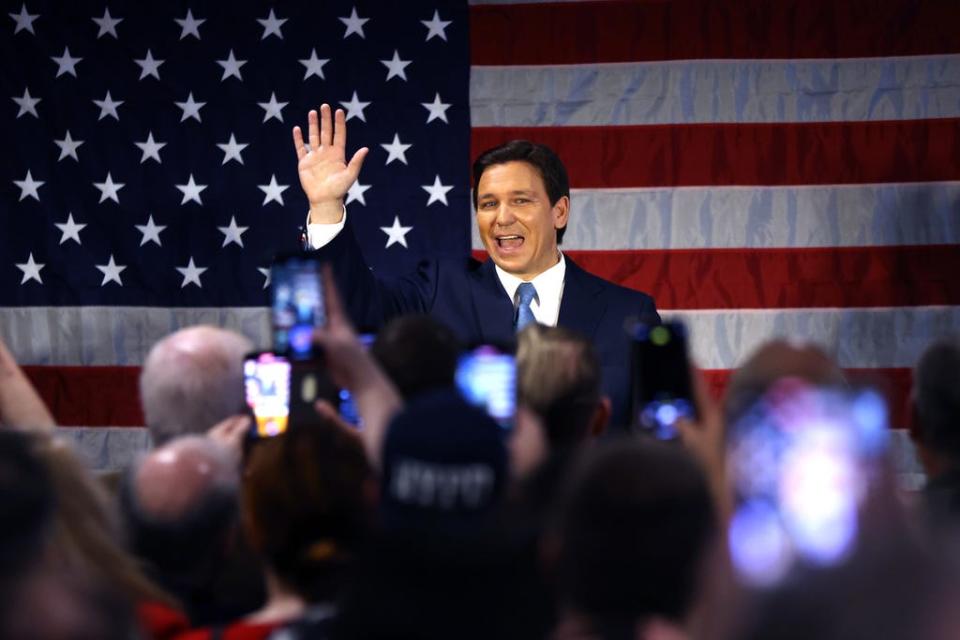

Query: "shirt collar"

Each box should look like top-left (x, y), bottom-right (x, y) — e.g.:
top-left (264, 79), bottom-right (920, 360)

top-left (494, 252), bottom-right (566, 303)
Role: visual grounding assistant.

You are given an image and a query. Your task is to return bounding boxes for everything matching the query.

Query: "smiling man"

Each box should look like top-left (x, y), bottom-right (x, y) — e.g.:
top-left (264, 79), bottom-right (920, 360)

top-left (294, 105), bottom-right (659, 427)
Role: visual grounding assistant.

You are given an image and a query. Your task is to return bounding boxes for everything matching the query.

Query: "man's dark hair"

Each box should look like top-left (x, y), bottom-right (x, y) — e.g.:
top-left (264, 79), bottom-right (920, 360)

top-left (517, 324), bottom-right (602, 448)
top-left (472, 140), bottom-right (571, 244)
top-left (555, 439), bottom-right (716, 628)
top-left (914, 338), bottom-right (960, 460)
top-left (371, 315), bottom-right (461, 400)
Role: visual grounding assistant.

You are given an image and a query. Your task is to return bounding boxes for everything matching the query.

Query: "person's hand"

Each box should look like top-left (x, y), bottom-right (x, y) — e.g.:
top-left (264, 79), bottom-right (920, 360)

top-left (0, 335), bottom-right (56, 431)
top-left (207, 414), bottom-right (251, 466)
top-left (292, 104), bottom-right (369, 224)
top-left (675, 366), bottom-right (731, 522)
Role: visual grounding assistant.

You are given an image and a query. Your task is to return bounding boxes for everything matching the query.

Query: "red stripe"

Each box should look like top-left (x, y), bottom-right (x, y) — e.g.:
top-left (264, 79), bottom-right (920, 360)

top-left (703, 368), bottom-right (912, 429)
top-left (471, 0), bottom-right (960, 65)
top-left (471, 245), bottom-right (960, 310)
top-left (471, 119), bottom-right (960, 188)
top-left (32, 364), bottom-right (912, 430)
top-left (24, 365), bottom-right (144, 427)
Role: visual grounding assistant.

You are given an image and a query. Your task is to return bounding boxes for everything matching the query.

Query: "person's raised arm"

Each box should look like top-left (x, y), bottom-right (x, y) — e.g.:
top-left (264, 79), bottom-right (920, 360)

top-left (313, 267), bottom-right (402, 470)
top-left (293, 104), bottom-right (369, 225)
top-left (0, 336), bottom-right (56, 431)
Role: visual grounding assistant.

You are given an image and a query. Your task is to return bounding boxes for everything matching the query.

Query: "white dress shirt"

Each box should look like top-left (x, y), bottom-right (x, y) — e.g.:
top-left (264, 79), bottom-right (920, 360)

top-left (307, 213), bottom-right (567, 326)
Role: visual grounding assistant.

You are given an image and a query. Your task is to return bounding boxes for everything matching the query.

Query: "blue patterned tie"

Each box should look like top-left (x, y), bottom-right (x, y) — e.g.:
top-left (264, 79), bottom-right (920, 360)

top-left (515, 282), bottom-right (538, 331)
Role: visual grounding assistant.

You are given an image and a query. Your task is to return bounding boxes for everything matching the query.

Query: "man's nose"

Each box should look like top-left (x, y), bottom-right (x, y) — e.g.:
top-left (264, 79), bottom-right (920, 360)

top-left (494, 203), bottom-right (517, 226)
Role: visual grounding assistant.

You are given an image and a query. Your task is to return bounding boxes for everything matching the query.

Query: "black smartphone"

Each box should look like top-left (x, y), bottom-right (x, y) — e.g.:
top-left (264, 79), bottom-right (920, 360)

top-left (244, 351), bottom-right (340, 438)
top-left (270, 252), bottom-right (326, 360)
top-left (455, 345), bottom-right (517, 429)
top-left (336, 333), bottom-right (375, 427)
top-left (243, 351), bottom-right (292, 437)
top-left (630, 322), bottom-right (697, 440)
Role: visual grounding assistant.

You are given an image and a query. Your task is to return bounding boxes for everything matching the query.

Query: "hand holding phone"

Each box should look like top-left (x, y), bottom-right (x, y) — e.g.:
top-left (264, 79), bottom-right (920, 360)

top-left (630, 322), bottom-right (697, 440)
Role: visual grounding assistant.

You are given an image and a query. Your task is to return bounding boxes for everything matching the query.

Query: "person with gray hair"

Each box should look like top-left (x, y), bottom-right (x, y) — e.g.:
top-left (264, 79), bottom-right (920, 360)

top-left (139, 326), bottom-right (253, 445)
top-left (909, 338), bottom-right (960, 521)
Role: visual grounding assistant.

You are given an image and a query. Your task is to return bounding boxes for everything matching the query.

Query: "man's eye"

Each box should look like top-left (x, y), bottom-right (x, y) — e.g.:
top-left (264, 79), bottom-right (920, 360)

top-left (513, 198), bottom-right (530, 205)
top-left (479, 201), bottom-right (496, 209)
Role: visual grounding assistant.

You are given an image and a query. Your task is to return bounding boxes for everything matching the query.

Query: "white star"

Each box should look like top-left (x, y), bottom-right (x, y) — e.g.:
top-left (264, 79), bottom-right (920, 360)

top-left (421, 10), bottom-right (452, 42)
top-left (93, 90), bottom-right (123, 121)
top-left (92, 7), bottom-right (122, 38)
top-left (218, 215), bottom-right (249, 247)
top-left (346, 181), bottom-right (371, 206)
top-left (175, 92), bottom-right (205, 123)
top-left (176, 258), bottom-right (207, 289)
top-left (339, 7), bottom-right (368, 39)
top-left (9, 4), bottom-right (38, 35)
top-left (380, 215), bottom-right (413, 249)
top-left (422, 93), bottom-right (451, 124)
top-left (257, 8), bottom-right (286, 40)
top-left (217, 133), bottom-right (248, 165)
top-left (258, 92), bottom-right (288, 123)
top-left (134, 49), bottom-right (164, 80)
top-left (175, 174), bottom-right (207, 205)
top-left (257, 267), bottom-right (271, 289)
top-left (50, 46), bottom-right (81, 78)
top-left (135, 132), bottom-right (166, 164)
top-left (95, 255), bottom-right (126, 286)
top-left (53, 131), bottom-right (84, 162)
top-left (216, 49), bottom-right (246, 81)
top-left (422, 175), bottom-right (453, 206)
top-left (54, 213), bottom-right (86, 245)
top-left (258, 174), bottom-right (289, 206)
top-left (175, 9), bottom-right (204, 40)
top-left (135, 215), bottom-right (166, 247)
top-left (13, 170), bottom-right (43, 201)
top-left (15, 253), bottom-right (44, 285)
top-left (299, 49), bottom-right (329, 80)
top-left (12, 87), bottom-right (40, 119)
top-left (340, 91), bottom-right (370, 122)
top-left (93, 172), bottom-right (124, 204)
top-left (380, 50), bottom-right (411, 82)
top-left (380, 133), bottom-right (412, 165)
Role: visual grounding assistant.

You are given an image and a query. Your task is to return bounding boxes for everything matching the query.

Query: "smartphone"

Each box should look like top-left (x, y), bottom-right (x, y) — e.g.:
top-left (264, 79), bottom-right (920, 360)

top-left (270, 252), bottom-right (326, 360)
top-left (455, 345), bottom-right (517, 429)
top-left (336, 333), bottom-right (375, 427)
top-left (244, 352), bottom-right (292, 437)
top-left (244, 351), bottom-right (342, 438)
top-left (726, 384), bottom-right (889, 587)
top-left (630, 322), bottom-right (696, 440)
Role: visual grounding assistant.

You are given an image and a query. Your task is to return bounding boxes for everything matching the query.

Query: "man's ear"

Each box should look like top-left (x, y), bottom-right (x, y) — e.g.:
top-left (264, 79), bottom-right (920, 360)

top-left (552, 195), bottom-right (570, 231)
top-left (589, 396), bottom-right (611, 438)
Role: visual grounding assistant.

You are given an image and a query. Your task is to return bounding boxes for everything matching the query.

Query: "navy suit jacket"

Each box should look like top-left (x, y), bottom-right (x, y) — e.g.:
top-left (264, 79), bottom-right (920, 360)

top-left (317, 220), bottom-right (661, 428)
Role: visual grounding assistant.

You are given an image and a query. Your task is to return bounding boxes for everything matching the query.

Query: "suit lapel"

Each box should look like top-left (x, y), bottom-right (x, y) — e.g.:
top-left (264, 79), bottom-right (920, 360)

top-left (469, 258), bottom-right (515, 343)
top-left (558, 255), bottom-right (607, 339)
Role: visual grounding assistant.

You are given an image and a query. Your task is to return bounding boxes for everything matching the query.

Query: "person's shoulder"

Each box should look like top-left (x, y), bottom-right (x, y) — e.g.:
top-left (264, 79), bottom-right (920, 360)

top-left (565, 255), bottom-right (654, 304)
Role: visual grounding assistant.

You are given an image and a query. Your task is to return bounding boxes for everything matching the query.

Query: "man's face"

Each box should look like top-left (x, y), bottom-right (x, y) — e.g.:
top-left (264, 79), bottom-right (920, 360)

top-left (475, 161), bottom-right (569, 281)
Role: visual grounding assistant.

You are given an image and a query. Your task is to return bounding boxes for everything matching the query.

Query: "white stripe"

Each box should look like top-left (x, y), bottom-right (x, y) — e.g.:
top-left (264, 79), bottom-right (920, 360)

top-left (1, 306), bottom-right (270, 366)
top-left (60, 427), bottom-right (151, 471)
top-left (470, 182), bottom-right (960, 251)
top-left (470, 55), bottom-right (960, 126)
top-left (669, 306), bottom-right (960, 370)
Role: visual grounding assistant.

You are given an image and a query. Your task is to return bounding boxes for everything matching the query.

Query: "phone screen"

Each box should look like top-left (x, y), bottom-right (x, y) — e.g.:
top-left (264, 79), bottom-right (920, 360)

top-left (270, 254), bottom-right (326, 360)
top-left (455, 346), bottom-right (516, 429)
top-left (631, 322), bottom-right (696, 440)
top-left (244, 352), bottom-right (291, 437)
top-left (337, 333), bottom-right (375, 427)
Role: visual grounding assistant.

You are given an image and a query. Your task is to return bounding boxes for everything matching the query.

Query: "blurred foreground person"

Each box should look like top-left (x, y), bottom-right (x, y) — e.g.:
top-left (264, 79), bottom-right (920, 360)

top-left (909, 338), bottom-right (960, 521)
top-left (140, 326), bottom-right (253, 445)
top-left (176, 418), bottom-right (372, 640)
top-left (550, 440), bottom-right (717, 640)
top-left (122, 435), bottom-right (265, 627)
top-left (370, 314), bottom-right (461, 400)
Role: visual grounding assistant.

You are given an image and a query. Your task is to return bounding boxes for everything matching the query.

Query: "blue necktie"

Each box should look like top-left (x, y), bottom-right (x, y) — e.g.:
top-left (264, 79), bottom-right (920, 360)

top-left (515, 282), bottom-right (538, 331)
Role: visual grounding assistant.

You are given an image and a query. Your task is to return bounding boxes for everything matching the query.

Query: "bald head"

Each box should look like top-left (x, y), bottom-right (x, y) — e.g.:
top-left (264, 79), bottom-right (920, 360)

top-left (725, 339), bottom-right (845, 424)
top-left (134, 436), bottom-right (237, 522)
top-left (140, 326), bottom-right (252, 445)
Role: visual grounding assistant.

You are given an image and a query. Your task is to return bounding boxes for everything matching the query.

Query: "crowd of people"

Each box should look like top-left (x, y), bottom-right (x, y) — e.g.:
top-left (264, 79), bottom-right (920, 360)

top-left (2, 267), bottom-right (960, 640)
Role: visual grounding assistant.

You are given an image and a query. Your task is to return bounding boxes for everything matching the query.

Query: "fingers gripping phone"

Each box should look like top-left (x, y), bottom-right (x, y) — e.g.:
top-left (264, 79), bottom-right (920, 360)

top-left (270, 252), bottom-right (326, 360)
top-left (244, 351), bottom-right (341, 438)
top-left (630, 322), bottom-right (697, 440)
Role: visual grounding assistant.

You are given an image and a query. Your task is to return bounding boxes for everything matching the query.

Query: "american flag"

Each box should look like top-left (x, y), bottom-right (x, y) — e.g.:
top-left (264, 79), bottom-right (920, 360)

top-left (3, 0), bottom-right (959, 472)
top-left (1, 0), bottom-right (469, 463)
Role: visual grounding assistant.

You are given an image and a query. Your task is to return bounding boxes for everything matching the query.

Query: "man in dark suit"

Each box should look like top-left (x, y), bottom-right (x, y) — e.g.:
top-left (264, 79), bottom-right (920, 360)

top-left (292, 105), bottom-right (660, 426)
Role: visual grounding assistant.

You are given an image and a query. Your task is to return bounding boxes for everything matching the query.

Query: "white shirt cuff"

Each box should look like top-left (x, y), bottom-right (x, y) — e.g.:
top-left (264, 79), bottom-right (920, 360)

top-left (305, 207), bottom-right (347, 249)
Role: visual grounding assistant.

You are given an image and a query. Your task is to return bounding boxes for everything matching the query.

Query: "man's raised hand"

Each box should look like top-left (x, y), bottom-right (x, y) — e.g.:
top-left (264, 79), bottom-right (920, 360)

top-left (292, 104), bottom-right (369, 224)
